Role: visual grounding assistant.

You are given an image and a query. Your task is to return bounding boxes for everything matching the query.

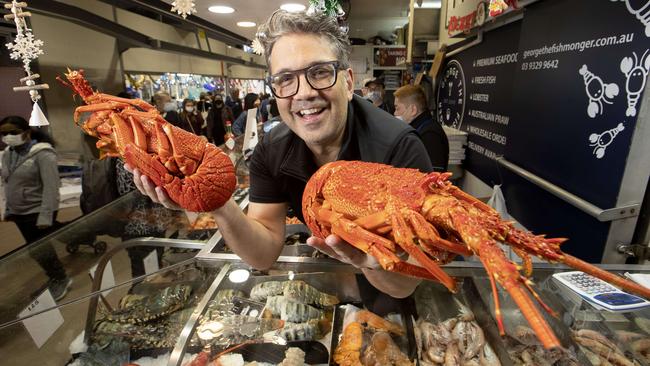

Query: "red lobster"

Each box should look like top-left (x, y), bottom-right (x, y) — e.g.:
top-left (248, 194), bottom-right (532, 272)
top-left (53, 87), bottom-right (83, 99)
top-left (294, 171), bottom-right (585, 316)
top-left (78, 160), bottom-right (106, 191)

top-left (302, 161), bottom-right (650, 349)
top-left (58, 69), bottom-right (235, 212)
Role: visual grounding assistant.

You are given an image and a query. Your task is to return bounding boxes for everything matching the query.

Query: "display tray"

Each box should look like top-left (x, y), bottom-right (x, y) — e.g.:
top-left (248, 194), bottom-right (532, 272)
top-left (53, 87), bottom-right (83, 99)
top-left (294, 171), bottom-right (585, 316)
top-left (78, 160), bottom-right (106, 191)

top-left (328, 302), bottom-right (418, 366)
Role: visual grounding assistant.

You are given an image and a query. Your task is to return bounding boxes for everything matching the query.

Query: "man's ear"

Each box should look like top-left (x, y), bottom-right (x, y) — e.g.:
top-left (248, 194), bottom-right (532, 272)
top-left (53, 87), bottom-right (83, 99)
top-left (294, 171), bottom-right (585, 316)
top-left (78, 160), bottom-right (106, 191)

top-left (344, 68), bottom-right (354, 100)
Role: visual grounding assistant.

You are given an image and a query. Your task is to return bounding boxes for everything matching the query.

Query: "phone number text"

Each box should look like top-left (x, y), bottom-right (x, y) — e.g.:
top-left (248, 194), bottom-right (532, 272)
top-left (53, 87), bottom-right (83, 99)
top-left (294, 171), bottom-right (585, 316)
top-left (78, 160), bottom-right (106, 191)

top-left (521, 59), bottom-right (559, 71)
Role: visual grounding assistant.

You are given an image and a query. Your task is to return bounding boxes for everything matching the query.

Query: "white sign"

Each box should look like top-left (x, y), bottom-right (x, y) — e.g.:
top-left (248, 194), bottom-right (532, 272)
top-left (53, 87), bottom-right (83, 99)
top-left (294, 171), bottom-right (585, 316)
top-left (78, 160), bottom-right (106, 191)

top-left (242, 107), bottom-right (259, 153)
top-left (89, 261), bottom-right (115, 294)
top-left (19, 290), bottom-right (64, 348)
top-left (144, 250), bottom-right (160, 275)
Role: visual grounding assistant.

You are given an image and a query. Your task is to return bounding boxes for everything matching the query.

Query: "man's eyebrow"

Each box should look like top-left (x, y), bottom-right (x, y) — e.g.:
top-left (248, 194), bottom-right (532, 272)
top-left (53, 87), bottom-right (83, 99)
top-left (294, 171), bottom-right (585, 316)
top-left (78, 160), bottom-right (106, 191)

top-left (272, 60), bottom-right (335, 75)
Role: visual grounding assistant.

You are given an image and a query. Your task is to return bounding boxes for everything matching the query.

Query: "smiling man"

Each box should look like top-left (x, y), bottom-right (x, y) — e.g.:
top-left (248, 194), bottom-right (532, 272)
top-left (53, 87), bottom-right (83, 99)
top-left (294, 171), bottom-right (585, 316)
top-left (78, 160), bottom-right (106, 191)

top-left (132, 10), bottom-right (433, 298)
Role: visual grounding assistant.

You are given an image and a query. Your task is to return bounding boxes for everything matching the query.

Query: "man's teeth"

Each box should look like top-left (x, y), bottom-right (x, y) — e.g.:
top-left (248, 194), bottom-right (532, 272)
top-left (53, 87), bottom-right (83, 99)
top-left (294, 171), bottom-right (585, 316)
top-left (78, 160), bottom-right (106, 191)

top-left (299, 108), bottom-right (322, 116)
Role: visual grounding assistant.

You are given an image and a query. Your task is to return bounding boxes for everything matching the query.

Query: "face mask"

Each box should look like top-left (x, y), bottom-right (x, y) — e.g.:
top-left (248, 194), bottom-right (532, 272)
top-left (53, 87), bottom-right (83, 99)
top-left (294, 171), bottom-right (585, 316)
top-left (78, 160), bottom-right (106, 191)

top-left (2, 134), bottom-right (26, 147)
top-left (164, 102), bottom-right (177, 112)
top-left (395, 115), bottom-right (404, 121)
top-left (368, 91), bottom-right (382, 103)
top-left (215, 100), bottom-right (224, 107)
top-left (185, 106), bottom-right (194, 113)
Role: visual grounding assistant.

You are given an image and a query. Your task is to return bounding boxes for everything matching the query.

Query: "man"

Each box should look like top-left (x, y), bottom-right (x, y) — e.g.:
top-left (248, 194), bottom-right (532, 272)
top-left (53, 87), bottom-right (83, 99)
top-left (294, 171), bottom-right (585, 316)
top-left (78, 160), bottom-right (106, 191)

top-left (152, 92), bottom-right (181, 126)
top-left (130, 10), bottom-right (433, 298)
top-left (364, 77), bottom-right (394, 114)
top-left (394, 84), bottom-right (449, 172)
top-left (206, 94), bottom-right (234, 145)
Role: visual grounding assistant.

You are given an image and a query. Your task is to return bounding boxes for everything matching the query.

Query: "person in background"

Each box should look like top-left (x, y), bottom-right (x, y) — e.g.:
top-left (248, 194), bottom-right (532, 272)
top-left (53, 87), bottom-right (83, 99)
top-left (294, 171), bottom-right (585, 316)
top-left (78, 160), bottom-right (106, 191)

top-left (130, 9), bottom-right (433, 298)
top-left (178, 98), bottom-right (205, 136)
top-left (0, 116), bottom-right (72, 301)
top-left (365, 78), bottom-right (394, 114)
top-left (232, 92), bottom-right (261, 136)
top-left (206, 94), bottom-right (234, 145)
top-left (152, 92), bottom-right (181, 126)
top-left (197, 92), bottom-right (212, 117)
top-left (263, 98), bottom-right (282, 133)
top-left (258, 93), bottom-right (271, 122)
top-left (228, 88), bottom-right (243, 121)
top-left (394, 84), bottom-right (449, 172)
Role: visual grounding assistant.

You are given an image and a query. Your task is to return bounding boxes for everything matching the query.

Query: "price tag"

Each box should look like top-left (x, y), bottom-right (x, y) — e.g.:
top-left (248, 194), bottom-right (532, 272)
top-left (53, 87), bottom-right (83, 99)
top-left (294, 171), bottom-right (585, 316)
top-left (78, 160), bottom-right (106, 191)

top-left (19, 290), bottom-right (64, 348)
top-left (144, 250), bottom-right (160, 275)
top-left (89, 261), bottom-right (115, 294)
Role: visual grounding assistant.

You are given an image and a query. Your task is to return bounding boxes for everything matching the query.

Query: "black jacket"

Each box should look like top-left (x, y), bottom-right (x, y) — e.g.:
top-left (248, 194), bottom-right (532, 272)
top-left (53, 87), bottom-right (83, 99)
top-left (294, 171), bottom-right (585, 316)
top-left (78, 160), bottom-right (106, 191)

top-left (249, 95), bottom-right (433, 223)
top-left (410, 111), bottom-right (449, 172)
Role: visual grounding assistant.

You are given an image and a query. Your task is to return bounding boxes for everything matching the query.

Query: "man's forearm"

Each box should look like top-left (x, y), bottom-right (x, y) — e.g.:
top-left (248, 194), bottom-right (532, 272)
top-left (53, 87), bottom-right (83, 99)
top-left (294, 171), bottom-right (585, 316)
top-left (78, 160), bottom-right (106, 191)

top-left (209, 200), bottom-right (284, 270)
top-left (361, 268), bottom-right (421, 298)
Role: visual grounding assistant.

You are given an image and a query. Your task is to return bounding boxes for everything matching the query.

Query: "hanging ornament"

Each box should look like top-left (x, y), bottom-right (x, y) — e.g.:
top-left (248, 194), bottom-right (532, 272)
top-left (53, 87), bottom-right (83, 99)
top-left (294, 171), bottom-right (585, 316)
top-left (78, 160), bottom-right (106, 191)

top-left (489, 0), bottom-right (517, 18)
top-left (251, 38), bottom-right (264, 56)
top-left (307, 0), bottom-right (348, 34)
top-left (4, 1), bottom-right (50, 126)
top-left (170, 0), bottom-right (197, 19)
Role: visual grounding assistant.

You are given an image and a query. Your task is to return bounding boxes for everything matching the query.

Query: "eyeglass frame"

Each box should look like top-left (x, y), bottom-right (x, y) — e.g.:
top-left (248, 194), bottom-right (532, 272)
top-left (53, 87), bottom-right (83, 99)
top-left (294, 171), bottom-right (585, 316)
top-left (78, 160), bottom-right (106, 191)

top-left (266, 61), bottom-right (345, 99)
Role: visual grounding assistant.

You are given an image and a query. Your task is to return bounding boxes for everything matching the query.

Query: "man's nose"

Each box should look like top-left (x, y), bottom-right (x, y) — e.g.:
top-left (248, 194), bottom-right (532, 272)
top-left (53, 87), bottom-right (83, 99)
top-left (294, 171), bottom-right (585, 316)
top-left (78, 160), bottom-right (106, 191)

top-left (293, 73), bottom-right (319, 99)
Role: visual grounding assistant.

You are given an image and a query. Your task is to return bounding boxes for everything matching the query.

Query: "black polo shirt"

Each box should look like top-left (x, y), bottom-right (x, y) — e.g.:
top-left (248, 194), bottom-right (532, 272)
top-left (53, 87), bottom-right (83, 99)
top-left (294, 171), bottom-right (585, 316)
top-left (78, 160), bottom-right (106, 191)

top-left (410, 111), bottom-right (449, 172)
top-left (249, 94), bottom-right (434, 223)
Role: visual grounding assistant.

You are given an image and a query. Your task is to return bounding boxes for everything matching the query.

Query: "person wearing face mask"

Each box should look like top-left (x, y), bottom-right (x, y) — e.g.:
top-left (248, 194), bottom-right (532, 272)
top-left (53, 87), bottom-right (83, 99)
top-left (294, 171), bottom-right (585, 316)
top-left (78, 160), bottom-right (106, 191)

top-left (152, 92), bottom-right (181, 127)
top-left (0, 116), bottom-right (72, 301)
top-left (232, 93), bottom-right (261, 136)
top-left (364, 78), bottom-right (394, 115)
top-left (394, 85), bottom-right (449, 172)
top-left (206, 94), bottom-right (234, 145)
top-left (178, 99), bottom-right (206, 136)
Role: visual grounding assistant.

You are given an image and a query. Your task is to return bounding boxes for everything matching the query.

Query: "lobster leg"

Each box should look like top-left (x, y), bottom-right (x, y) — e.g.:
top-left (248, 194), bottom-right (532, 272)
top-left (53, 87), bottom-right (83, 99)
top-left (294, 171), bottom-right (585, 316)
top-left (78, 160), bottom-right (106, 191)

top-left (315, 207), bottom-right (449, 283)
top-left (74, 101), bottom-right (132, 122)
top-left (388, 204), bottom-right (458, 292)
top-left (450, 207), bottom-right (561, 349)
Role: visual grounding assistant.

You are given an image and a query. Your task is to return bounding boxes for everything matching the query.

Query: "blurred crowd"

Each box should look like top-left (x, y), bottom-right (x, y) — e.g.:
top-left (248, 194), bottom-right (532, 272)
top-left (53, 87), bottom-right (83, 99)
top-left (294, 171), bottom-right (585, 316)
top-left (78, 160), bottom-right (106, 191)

top-left (134, 88), bottom-right (282, 146)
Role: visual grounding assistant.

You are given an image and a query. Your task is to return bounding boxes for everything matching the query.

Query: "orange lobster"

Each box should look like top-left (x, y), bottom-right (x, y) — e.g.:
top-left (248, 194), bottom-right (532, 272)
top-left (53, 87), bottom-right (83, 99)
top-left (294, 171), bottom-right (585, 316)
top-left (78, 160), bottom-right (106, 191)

top-left (302, 161), bottom-right (650, 349)
top-left (58, 69), bottom-right (236, 212)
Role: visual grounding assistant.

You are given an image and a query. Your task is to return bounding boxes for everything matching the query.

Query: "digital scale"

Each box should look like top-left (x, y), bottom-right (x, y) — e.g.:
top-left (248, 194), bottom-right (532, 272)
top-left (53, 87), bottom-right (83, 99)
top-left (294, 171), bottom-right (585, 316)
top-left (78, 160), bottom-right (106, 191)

top-left (552, 271), bottom-right (650, 312)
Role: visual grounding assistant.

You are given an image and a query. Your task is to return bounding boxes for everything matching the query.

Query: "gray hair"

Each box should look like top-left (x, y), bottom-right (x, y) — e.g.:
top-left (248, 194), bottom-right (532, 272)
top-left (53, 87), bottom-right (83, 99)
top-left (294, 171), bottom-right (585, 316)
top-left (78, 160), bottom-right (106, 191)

top-left (257, 10), bottom-right (351, 72)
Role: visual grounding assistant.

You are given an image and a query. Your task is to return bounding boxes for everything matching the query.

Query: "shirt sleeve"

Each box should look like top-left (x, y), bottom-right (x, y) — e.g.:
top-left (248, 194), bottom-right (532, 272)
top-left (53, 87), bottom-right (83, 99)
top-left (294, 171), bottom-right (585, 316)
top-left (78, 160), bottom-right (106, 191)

top-left (249, 142), bottom-right (287, 204)
top-left (386, 132), bottom-right (434, 173)
top-left (233, 111), bottom-right (247, 136)
top-left (36, 150), bottom-right (60, 226)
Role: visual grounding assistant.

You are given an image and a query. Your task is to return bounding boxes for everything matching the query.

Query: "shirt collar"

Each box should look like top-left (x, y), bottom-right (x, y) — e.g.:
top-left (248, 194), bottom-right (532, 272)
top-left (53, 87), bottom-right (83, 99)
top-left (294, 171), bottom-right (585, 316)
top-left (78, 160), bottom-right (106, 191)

top-left (409, 111), bottom-right (432, 132)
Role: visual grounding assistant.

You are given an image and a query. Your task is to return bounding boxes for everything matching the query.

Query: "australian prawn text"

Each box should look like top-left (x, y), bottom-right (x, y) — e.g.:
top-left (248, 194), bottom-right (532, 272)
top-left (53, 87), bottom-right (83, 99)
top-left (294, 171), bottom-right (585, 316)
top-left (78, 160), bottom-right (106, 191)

top-left (522, 33), bottom-right (635, 59)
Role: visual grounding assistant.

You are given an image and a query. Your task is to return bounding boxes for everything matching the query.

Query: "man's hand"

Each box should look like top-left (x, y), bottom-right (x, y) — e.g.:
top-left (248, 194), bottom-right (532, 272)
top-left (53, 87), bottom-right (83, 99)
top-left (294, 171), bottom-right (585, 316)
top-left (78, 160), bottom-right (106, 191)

top-left (306, 235), bottom-right (382, 270)
top-left (124, 164), bottom-right (182, 210)
top-left (307, 234), bottom-right (421, 298)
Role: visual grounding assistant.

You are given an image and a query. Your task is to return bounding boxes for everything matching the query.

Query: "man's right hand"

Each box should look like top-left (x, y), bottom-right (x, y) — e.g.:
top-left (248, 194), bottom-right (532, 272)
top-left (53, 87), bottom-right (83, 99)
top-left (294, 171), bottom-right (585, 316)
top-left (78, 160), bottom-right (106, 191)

top-left (124, 163), bottom-right (182, 211)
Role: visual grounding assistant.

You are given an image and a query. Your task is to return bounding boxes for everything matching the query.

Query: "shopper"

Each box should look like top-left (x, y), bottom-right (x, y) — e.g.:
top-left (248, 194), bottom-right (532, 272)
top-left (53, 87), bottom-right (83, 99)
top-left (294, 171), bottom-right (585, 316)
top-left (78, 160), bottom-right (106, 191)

top-left (178, 98), bottom-right (206, 136)
top-left (227, 88), bottom-right (243, 121)
top-left (364, 77), bottom-right (394, 114)
top-left (153, 92), bottom-right (181, 126)
top-left (197, 92), bottom-right (212, 118)
top-left (394, 84), bottom-right (449, 172)
top-left (263, 98), bottom-right (282, 133)
top-left (129, 9), bottom-right (433, 298)
top-left (206, 94), bottom-right (234, 145)
top-left (258, 93), bottom-right (271, 122)
top-left (232, 93), bottom-right (261, 136)
top-left (0, 116), bottom-right (72, 300)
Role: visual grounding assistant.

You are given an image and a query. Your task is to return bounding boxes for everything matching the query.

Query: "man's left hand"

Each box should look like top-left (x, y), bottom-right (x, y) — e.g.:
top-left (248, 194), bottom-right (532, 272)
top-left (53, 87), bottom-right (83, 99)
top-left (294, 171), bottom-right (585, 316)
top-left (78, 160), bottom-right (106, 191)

top-left (306, 235), bottom-right (382, 270)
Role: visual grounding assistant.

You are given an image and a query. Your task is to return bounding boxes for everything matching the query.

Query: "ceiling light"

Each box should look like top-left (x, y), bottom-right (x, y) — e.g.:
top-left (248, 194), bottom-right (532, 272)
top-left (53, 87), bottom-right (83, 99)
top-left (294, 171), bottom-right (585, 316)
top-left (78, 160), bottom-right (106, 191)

top-left (208, 5), bottom-right (235, 14)
top-left (237, 21), bottom-right (257, 27)
top-left (417, 0), bottom-right (442, 8)
top-left (280, 3), bottom-right (306, 12)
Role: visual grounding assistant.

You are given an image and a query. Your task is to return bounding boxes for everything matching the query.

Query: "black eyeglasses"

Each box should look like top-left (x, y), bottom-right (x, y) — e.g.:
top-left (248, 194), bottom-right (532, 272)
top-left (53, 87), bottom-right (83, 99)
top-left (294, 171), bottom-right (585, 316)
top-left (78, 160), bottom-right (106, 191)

top-left (267, 61), bottom-right (343, 99)
top-left (0, 130), bottom-right (23, 136)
